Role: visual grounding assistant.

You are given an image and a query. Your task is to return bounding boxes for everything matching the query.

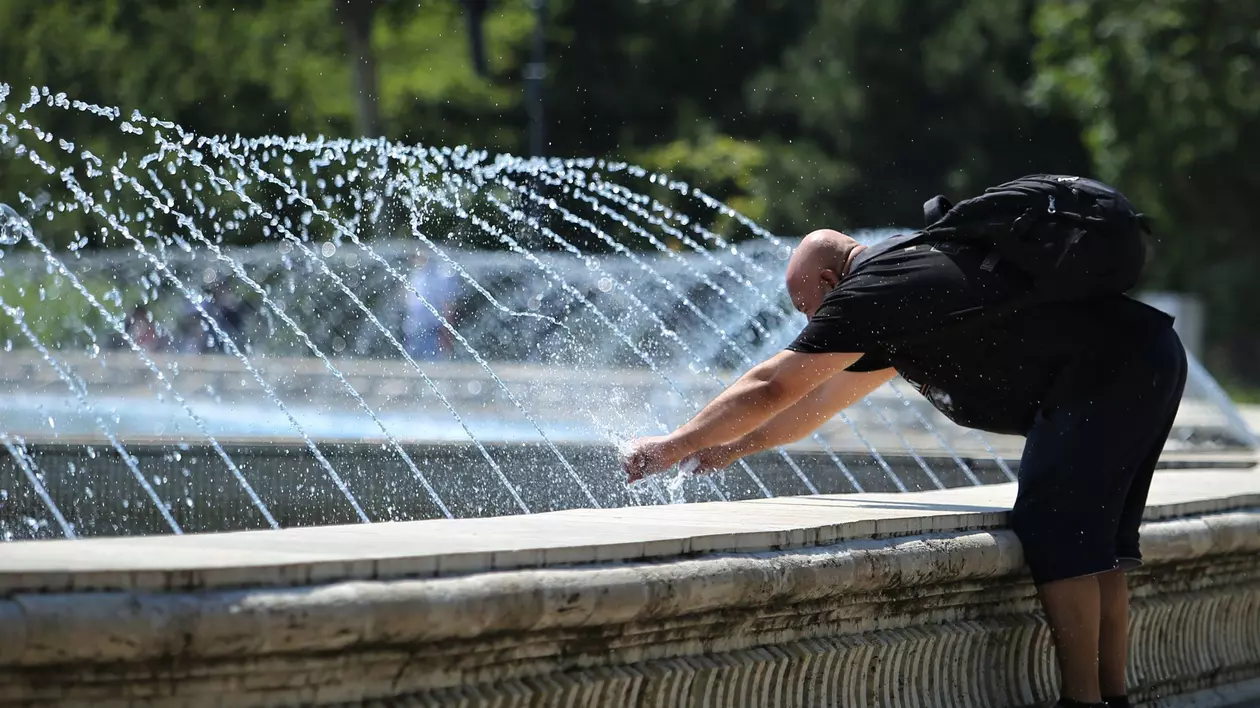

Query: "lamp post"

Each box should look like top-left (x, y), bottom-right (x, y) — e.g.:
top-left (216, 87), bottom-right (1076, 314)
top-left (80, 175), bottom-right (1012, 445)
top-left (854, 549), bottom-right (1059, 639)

top-left (461, 0), bottom-right (491, 77)
top-left (460, 0), bottom-right (544, 157)
top-left (461, 0), bottom-right (548, 246)
top-left (525, 0), bottom-right (547, 157)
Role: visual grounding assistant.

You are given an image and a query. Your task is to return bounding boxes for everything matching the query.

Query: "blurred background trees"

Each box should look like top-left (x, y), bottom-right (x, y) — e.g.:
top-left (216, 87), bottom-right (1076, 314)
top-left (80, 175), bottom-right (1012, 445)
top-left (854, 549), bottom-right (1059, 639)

top-left (1, 0), bottom-right (1258, 388)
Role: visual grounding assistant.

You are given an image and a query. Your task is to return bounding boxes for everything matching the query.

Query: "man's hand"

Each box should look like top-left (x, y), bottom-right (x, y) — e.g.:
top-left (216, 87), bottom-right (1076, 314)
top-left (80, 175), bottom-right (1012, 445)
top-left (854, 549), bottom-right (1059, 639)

top-left (622, 435), bottom-right (685, 483)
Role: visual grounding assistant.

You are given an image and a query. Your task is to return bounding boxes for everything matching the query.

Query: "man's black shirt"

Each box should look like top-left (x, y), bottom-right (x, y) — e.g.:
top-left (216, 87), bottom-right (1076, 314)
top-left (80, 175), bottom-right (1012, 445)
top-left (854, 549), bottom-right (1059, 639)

top-left (787, 235), bottom-right (1174, 435)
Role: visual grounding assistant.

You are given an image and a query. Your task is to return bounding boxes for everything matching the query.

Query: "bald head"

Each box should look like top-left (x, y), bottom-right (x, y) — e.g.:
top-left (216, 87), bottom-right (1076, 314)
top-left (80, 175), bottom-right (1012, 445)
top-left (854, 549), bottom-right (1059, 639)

top-left (786, 229), bottom-right (863, 319)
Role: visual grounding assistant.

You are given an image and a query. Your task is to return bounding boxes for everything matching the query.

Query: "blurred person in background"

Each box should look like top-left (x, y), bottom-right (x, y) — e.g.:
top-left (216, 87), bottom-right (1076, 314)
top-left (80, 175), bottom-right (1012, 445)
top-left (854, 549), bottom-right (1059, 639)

top-left (402, 253), bottom-right (459, 361)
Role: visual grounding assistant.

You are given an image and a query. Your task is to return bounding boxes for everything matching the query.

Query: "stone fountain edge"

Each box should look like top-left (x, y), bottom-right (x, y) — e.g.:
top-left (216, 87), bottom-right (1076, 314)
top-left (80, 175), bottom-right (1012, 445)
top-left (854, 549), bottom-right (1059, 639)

top-left (0, 468), bottom-right (1258, 705)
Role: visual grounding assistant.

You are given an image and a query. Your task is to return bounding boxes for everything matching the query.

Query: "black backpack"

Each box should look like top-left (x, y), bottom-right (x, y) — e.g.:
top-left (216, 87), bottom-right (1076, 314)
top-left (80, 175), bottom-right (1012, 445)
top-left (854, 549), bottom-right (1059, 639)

top-left (920, 174), bottom-right (1150, 302)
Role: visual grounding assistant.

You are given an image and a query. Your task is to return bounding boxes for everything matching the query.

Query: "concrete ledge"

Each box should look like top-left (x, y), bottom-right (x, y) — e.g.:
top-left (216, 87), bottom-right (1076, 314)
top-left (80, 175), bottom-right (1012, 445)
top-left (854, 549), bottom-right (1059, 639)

top-left (2, 511), bottom-right (1259, 665)
top-left (1, 470), bottom-right (1258, 706)
top-left (1, 470), bottom-right (1257, 593)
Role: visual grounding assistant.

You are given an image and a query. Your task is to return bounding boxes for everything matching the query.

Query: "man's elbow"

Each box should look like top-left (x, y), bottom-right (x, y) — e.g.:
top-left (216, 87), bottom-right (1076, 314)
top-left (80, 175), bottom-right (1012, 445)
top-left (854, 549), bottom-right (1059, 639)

top-left (756, 373), bottom-right (804, 409)
top-left (743, 360), bottom-right (799, 401)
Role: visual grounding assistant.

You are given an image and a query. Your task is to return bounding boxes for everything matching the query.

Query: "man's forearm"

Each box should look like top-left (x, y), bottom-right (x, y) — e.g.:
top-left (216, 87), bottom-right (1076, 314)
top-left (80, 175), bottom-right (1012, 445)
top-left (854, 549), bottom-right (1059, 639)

top-left (668, 370), bottom-right (788, 456)
top-left (737, 397), bottom-right (838, 456)
top-left (723, 366), bottom-right (898, 458)
top-left (664, 350), bottom-right (863, 460)
top-left (623, 350), bottom-right (862, 481)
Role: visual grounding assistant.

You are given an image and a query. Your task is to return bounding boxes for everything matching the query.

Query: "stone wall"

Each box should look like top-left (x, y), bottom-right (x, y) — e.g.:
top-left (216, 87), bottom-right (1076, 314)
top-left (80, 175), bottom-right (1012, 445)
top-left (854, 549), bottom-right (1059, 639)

top-left (0, 473), bottom-right (1258, 707)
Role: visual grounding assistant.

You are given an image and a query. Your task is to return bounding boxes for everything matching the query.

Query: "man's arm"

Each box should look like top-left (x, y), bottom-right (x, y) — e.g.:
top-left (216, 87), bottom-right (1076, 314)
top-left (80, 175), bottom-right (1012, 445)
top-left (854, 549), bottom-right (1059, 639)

top-left (688, 366), bottom-right (896, 471)
top-left (624, 349), bottom-right (861, 481)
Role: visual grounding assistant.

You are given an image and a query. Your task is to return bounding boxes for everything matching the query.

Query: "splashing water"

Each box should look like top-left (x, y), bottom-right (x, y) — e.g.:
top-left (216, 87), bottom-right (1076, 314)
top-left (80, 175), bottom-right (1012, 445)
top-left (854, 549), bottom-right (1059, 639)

top-left (0, 83), bottom-right (1252, 541)
top-left (0, 203), bottom-right (30, 246)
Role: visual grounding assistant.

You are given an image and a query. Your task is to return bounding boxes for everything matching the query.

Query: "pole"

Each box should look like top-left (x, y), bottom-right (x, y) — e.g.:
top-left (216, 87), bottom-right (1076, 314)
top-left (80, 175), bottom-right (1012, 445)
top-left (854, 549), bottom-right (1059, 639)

top-left (525, 0), bottom-right (547, 157)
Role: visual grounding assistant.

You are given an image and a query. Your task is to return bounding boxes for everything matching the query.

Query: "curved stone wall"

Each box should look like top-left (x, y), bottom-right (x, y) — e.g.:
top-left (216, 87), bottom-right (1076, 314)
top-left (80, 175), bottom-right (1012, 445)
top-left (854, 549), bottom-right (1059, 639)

top-left (0, 470), bottom-right (1257, 706)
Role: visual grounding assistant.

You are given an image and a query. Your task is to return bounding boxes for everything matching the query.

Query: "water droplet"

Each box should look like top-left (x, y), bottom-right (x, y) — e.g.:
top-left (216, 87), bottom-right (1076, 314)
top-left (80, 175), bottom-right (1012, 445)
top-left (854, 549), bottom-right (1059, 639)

top-left (321, 242), bottom-right (336, 257)
top-left (597, 277), bottom-right (614, 293)
top-left (0, 204), bottom-right (32, 245)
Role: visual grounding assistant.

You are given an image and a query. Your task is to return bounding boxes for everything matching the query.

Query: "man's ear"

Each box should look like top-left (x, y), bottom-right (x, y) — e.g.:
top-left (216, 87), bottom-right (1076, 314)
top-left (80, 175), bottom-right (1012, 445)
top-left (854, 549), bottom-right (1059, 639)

top-left (819, 269), bottom-right (840, 289)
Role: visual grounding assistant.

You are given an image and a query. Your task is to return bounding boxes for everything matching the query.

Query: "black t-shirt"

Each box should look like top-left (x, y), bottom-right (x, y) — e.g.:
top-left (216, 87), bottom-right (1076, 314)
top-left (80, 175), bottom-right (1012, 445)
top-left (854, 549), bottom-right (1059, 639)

top-left (787, 235), bottom-right (1174, 435)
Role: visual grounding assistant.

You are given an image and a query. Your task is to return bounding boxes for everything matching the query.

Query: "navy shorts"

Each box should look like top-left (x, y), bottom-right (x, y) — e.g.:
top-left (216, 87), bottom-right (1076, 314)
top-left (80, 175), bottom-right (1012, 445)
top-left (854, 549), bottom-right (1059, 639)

top-left (1011, 327), bottom-right (1188, 585)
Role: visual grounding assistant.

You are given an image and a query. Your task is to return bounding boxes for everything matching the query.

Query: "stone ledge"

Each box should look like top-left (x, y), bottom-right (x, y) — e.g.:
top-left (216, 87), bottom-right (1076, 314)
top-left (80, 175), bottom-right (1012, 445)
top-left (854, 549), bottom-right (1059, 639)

top-left (0, 511), bottom-right (1258, 706)
top-left (0, 468), bottom-right (1254, 705)
top-left (0, 469), bottom-right (1257, 594)
top-left (0, 507), bottom-right (1256, 666)
top-left (1, 470), bottom-right (1259, 706)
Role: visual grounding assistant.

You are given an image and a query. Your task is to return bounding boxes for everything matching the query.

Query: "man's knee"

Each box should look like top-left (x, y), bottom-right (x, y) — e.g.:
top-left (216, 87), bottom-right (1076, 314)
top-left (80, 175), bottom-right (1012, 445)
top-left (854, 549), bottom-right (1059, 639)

top-left (1011, 503), bottom-right (1116, 585)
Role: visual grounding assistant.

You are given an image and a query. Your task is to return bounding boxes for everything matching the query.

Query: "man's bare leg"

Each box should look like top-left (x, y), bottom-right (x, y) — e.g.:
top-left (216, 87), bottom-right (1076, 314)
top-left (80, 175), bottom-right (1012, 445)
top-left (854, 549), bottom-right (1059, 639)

top-left (1098, 569), bottom-right (1130, 699)
top-left (1039, 574), bottom-right (1103, 703)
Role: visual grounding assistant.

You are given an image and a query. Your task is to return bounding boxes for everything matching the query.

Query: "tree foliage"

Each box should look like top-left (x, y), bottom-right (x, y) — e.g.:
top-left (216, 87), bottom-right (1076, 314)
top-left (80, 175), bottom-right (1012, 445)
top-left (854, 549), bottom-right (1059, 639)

top-left (1, 0), bottom-right (1259, 382)
top-left (1032, 0), bottom-right (1260, 380)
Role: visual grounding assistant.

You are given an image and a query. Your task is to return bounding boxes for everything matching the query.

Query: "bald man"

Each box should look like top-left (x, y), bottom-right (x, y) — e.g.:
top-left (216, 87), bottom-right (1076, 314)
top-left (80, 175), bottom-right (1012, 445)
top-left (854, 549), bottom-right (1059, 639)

top-left (624, 228), bottom-right (1185, 708)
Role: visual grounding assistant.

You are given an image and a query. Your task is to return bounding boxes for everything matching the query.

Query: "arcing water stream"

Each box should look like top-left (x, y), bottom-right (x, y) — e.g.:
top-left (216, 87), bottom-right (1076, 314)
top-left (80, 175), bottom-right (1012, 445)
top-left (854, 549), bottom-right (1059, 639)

top-left (0, 83), bottom-right (1250, 540)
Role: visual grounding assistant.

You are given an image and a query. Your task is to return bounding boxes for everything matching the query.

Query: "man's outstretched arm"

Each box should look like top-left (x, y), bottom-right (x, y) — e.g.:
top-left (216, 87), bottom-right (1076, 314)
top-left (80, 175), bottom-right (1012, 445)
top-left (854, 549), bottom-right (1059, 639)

top-left (686, 366), bottom-right (896, 472)
top-left (623, 350), bottom-right (862, 481)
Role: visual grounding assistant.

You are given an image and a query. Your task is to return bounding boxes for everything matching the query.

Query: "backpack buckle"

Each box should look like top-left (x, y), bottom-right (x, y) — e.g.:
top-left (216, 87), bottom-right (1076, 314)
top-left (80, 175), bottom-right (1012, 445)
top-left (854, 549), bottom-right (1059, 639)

top-left (1047, 195), bottom-right (1057, 214)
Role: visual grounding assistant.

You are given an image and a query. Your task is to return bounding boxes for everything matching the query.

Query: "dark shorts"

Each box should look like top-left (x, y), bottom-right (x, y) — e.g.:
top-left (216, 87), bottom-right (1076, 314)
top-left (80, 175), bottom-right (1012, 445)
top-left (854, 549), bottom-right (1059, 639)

top-left (1011, 327), bottom-right (1188, 585)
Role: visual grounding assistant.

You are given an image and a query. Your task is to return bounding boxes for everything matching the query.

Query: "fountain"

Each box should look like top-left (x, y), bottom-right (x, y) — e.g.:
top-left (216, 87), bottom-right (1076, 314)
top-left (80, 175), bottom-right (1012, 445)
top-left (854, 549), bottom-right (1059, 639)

top-left (3, 83), bottom-right (1260, 707)
top-left (0, 82), bottom-right (1254, 541)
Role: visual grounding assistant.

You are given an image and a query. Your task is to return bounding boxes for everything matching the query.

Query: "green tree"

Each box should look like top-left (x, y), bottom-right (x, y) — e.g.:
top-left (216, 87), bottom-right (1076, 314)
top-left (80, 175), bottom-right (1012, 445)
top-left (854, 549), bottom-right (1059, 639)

top-left (1031, 0), bottom-right (1260, 382)
top-left (0, 0), bottom-right (537, 248)
top-left (747, 0), bottom-right (1092, 233)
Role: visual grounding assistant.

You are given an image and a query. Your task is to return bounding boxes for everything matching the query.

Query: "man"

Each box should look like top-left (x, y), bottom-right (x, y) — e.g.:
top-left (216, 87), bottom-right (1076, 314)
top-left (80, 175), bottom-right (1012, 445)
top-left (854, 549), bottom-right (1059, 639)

top-left (403, 253), bottom-right (460, 360)
top-left (624, 220), bottom-right (1186, 707)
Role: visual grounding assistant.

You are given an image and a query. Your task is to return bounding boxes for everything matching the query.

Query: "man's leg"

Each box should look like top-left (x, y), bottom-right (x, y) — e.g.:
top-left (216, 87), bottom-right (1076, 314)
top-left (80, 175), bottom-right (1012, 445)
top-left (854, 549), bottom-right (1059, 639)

top-left (1014, 401), bottom-right (1144, 706)
top-left (1097, 569), bottom-right (1129, 698)
top-left (1099, 330), bottom-right (1187, 705)
top-left (1038, 575), bottom-right (1103, 703)
top-left (1014, 399), bottom-right (1120, 705)
top-left (1016, 328), bottom-right (1187, 706)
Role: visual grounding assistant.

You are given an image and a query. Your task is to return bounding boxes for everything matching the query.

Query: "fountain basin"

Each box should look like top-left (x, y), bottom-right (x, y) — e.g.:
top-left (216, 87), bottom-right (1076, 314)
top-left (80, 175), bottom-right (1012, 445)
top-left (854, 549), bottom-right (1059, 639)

top-left (0, 468), bottom-right (1258, 706)
top-left (1, 350), bottom-right (1251, 539)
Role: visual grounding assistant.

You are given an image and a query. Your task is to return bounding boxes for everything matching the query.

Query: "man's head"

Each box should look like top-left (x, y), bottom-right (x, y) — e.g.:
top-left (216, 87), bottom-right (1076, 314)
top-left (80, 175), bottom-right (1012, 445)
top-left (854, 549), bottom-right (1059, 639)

top-left (785, 229), bottom-right (863, 318)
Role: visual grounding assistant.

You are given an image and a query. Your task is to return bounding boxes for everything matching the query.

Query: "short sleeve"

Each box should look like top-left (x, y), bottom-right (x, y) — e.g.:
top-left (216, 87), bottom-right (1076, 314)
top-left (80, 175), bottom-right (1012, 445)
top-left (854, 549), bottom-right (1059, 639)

top-left (786, 296), bottom-right (891, 372)
top-left (786, 283), bottom-right (890, 355)
top-left (845, 352), bottom-right (892, 372)
top-left (785, 245), bottom-right (989, 364)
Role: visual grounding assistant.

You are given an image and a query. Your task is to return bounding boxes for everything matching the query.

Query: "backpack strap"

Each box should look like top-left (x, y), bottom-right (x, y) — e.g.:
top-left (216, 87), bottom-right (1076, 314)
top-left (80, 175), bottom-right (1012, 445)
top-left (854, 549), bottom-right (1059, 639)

top-left (846, 232), bottom-right (929, 276)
